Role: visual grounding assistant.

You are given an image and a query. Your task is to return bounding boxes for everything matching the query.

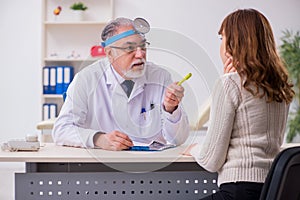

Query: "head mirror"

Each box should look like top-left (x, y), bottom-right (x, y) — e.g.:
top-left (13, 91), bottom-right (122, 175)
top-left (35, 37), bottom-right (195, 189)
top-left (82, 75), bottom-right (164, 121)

top-left (102, 17), bottom-right (150, 47)
top-left (134, 17), bottom-right (150, 34)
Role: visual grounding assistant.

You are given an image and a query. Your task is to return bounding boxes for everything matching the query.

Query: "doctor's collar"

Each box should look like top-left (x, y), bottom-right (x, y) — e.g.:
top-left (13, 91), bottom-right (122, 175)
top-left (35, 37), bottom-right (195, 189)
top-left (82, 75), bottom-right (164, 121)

top-left (101, 17), bottom-right (150, 47)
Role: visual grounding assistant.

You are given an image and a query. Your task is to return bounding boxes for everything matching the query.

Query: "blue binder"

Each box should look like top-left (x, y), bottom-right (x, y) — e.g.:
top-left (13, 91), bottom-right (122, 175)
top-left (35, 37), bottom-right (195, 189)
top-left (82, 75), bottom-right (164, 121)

top-left (43, 66), bottom-right (50, 94)
top-left (44, 66), bottom-right (74, 94)
top-left (56, 66), bottom-right (64, 94)
top-left (49, 67), bottom-right (57, 94)
top-left (43, 103), bottom-right (57, 120)
top-left (63, 66), bottom-right (74, 93)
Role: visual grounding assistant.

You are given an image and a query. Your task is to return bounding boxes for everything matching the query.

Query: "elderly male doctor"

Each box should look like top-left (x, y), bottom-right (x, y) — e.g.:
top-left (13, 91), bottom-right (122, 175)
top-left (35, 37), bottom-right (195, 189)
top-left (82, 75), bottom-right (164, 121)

top-left (52, 17), bottom-right (189, 151)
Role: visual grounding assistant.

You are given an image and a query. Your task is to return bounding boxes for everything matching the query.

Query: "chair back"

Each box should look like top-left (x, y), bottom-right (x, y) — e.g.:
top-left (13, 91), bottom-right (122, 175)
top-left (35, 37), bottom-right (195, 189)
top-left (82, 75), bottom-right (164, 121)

top-left (260, 146), bottom-right (300, 200)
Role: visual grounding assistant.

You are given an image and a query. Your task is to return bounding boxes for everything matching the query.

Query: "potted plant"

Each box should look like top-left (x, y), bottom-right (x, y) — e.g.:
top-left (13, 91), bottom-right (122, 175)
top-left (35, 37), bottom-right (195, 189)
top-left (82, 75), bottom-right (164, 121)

top-left (70, 2), bottom-right (88, 21)
top-left (280, 30), bottom-right (300, 142)
top-left (70, 2), bottom-right (88, 11)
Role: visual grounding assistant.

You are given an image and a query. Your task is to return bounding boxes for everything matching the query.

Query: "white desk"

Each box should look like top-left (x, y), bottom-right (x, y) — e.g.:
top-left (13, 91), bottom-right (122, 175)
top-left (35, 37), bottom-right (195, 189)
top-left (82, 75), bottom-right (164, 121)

top-left (1, 137), bottom-right (299, 200)
top-left (0, 143), bottom-right (193, 163)
top-left (0, 137), bottom-right (219, 200)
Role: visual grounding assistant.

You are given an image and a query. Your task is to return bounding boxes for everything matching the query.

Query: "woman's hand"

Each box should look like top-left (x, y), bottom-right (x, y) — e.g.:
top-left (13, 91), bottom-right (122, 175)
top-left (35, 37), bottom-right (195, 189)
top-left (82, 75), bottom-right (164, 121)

top-left (182, 143), bottom-right (197, 156)
top-left (223, 53), bottom-right (236, 74)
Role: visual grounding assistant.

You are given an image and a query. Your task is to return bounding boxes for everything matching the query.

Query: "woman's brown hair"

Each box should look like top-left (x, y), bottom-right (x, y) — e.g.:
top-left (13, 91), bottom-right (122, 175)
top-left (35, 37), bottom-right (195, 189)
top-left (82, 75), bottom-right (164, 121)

top-left (218, 9), bottom-right (294, 103)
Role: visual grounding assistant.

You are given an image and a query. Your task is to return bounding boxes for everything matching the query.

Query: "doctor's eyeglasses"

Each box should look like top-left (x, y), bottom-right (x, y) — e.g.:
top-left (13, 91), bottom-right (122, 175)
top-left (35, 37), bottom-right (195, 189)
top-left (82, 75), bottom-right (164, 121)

top-left (109, 41), bottom-right (150, 53)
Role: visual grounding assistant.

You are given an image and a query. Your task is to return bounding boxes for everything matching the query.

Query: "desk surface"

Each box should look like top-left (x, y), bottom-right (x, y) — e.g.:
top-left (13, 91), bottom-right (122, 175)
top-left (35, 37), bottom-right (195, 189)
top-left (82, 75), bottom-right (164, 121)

top-left (0, 143), bottom-right (194, 163)
top-left (1, 142), bottom-right (300, 163)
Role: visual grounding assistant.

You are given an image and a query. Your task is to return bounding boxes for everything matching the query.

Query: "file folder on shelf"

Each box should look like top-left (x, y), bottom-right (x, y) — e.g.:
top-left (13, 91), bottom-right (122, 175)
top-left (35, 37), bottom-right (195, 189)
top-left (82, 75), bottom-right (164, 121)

top-left (56, 66), bottom-right (64, 94)
top-left (43, 103), bottom-right (57, 120)
top-left (55, 66), bottom-right (74, 94)
top-left (43, 66), bottom-right (74, 95)
top-left (43, 66), bottom-right (50, 94)
top-left (63, 66), bottom-right (74, 93)
top-left (49, 67), bottom-right (57, 94)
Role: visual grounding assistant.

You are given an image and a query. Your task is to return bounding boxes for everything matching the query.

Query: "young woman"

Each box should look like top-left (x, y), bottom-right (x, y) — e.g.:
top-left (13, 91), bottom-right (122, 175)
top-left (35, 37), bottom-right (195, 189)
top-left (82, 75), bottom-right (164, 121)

top-left (185, 9), bottom-right (294, 200)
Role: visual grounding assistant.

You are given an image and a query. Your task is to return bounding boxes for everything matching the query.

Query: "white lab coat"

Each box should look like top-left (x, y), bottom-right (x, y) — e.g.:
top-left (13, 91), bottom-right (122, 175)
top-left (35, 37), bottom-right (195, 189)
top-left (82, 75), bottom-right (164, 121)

top-left (52, 58), bottom-right (189, 148)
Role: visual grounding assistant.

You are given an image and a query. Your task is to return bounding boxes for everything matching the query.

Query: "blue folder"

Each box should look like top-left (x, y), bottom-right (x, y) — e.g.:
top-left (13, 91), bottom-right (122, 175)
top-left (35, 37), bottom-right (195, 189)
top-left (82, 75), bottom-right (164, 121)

top-left (43, 66), bottom-right (50, 94)
top-left (128, 141), bottom-right (176, 151)
top-left (55, 66), bottom-right (74, 94)
top-left (55, 66), bottom-right (64, 94)
top-left (43, 66), bottom-right (74, 95)
top-left (49, 66), bottom-right (56, 94)
top-left (42, 103), bottom-right (57, 120)
top-left (63, 66), bottom-right (74, 93)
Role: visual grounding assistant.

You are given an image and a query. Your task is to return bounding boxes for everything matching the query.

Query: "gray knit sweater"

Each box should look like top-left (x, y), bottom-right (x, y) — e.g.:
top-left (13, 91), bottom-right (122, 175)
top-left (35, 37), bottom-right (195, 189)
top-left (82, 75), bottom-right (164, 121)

top-left (191, 72), bottom-right (290, 186)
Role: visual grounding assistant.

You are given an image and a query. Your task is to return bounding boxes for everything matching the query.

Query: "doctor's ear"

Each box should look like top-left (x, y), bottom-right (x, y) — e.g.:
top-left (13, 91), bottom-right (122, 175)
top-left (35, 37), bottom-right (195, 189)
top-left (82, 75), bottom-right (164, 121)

top-left (105, 47), bottom-right (114, 61)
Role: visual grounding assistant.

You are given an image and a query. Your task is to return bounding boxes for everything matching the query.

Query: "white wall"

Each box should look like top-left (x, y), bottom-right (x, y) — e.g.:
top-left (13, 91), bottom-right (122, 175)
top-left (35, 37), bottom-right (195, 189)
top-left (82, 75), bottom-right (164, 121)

top-left (115, 0), bottom-right (300, 72)
top-left (0, 0), bottom-right (299, 141)
top-left (114, 0), bottom-right (300, 126)
top-left (0, 0), bottom-right (42, 143)
top-left (0, 1), bottom-right (299, 199)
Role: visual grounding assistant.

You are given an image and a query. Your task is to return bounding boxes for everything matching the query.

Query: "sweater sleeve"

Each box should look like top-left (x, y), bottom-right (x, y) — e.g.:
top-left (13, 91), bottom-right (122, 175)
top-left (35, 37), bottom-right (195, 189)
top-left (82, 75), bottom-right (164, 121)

top-left (191, 75), bottom-right (240, 172)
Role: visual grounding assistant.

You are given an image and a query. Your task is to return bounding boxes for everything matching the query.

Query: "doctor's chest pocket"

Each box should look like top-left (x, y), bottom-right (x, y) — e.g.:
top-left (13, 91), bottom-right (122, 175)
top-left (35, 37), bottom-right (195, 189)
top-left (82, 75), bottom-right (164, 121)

top-left (139, 104), bottom-right (162, 128)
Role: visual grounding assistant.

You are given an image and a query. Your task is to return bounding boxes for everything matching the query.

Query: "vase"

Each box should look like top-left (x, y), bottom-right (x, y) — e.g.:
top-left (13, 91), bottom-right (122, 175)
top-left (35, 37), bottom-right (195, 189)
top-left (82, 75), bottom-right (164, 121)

top-left (71, 10), bottom-right (84, 21)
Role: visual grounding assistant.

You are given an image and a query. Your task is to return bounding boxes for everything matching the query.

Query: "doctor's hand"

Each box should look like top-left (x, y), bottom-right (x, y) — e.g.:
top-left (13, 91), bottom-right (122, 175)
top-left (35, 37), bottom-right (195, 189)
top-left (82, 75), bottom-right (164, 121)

top-left (93, 131), bottom-right (133, 151)
top-left (163, 82), bottom-right (184, 114)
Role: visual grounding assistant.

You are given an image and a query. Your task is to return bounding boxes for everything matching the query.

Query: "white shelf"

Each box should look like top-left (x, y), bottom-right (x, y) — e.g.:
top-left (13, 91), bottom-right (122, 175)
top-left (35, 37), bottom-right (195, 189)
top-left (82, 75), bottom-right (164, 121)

top-left (44, 57), bottom-right (102, 62)
top-left (44, 21), bottom-right (107, 25)
top-left (41, 0), bottom-right (114, 121)
top-left (43, 94), bottom-right (64, 99)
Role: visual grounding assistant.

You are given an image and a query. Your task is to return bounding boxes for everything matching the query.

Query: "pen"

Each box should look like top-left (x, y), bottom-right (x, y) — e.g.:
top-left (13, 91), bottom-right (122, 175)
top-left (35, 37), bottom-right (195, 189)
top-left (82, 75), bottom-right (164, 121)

top-left (177, 73), bottom-right (192, 86)
top-left (141, 108), bottom-right (146, 113)
top-left (141, 107), bottom-right (146, 120)
top-left (150, 103), bottom-right (154, 110)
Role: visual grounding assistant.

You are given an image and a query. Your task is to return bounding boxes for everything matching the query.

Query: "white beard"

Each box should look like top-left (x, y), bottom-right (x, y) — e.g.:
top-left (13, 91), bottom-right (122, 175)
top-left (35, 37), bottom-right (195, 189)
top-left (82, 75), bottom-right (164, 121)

top-left (123, 59), bottom-right (146, 79)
